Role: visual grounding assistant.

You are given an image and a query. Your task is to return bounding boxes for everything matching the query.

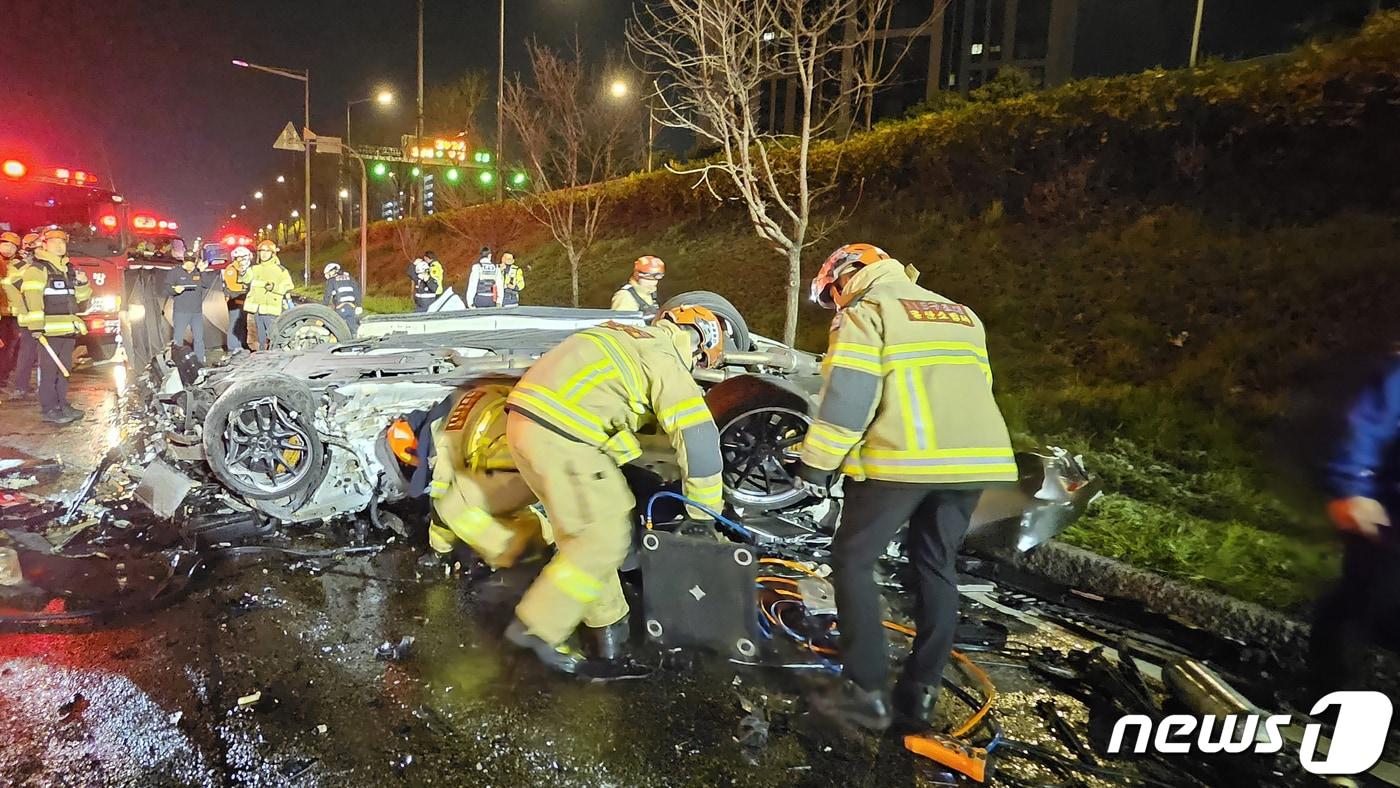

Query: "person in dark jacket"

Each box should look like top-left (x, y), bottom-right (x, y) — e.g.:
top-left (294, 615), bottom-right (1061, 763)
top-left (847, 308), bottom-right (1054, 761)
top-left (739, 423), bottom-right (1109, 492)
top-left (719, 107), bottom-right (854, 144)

top-left (1311, 356), bottom-right (1400, 695)
top-left (322, 262), bottom-right (362, 335)
top-left (165, 255), bottom-right (212, 362)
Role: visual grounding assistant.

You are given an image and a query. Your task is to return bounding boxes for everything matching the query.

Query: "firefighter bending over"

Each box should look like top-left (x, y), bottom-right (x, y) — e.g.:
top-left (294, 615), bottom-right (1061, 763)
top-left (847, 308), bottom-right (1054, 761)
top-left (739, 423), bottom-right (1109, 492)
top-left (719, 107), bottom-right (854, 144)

top-left (501, 305), bottom-right (727, 676)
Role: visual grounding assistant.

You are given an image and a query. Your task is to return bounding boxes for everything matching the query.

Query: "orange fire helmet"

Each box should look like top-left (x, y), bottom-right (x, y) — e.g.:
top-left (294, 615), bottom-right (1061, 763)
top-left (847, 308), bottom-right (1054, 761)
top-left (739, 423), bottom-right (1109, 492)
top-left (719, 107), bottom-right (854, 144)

top-left (810, 243), bottom-right (889, 309)
top-left (386, 418), bottom-right (420, 467)
top-left (656, 304), bottom-right (725, 370)
top-left (633, 256), bottom-right (665, 280)
top-left (256, 239), bottom-right (279, 253)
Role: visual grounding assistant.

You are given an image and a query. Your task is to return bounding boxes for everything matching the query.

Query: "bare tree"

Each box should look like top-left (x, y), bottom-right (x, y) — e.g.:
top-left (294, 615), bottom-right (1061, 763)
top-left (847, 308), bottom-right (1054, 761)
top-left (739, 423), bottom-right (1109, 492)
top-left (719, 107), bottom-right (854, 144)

top-left (502, 40), bottom-right (640, 307)
top-left (628, 0), bottom-right (919, 345)
top-left (424, 71), bottom-right (491, 138)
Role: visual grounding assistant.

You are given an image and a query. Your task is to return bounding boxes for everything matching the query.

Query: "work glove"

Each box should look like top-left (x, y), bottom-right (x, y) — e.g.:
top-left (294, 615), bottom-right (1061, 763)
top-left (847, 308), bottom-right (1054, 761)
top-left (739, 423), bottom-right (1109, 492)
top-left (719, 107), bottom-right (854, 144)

top-left (1328, 496), bottom-right (1390, 541)
top-left (795, 462), bottom-right (838, 499)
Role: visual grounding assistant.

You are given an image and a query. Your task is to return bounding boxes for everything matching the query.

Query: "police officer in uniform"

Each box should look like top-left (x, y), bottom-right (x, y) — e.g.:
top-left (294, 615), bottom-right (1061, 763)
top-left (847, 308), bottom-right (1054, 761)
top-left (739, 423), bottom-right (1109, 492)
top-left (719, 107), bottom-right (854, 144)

top-left (321, 262), bottom-right (363, 335)
top-left (796, 243), bottom-right (1016, 733)
top-left (165, 252), bottom-right (212, 362)
top-left (467, 246), bottom-right (503, 309)
top-left (611, 256), bottom-right (665, 320)
top-left (500, 305), bottom-right (728, 675)
top-left (18, 229), bottom-right (92, 424)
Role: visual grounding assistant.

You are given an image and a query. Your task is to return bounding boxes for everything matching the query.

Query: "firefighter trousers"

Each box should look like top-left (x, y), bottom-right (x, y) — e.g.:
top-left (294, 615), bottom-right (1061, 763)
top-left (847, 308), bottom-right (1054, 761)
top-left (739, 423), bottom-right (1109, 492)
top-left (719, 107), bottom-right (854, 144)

top-left (832, 481), bottom-right (981, 692)
top-left (253, 313), bottom-right (277, 351)
top-left (0, 316), bottom-right (18, 388)
top-left (507, 411), bottom-right (631, 645)
top-left (11, 329), bottom-right (36, 393)
top-left (36, 335), bottom-right (75, 413)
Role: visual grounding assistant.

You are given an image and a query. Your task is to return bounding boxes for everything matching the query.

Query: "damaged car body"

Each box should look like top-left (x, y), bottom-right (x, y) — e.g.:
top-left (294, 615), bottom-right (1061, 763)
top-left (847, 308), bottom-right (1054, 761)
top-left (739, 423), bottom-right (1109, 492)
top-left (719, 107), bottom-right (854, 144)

top-left (132, 294), bottom-right (1098, 559)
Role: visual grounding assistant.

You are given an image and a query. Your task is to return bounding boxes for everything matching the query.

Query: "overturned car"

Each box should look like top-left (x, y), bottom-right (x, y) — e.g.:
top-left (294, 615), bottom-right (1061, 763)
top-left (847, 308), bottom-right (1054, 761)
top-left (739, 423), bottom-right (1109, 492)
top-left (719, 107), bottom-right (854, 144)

top-left (137, 292), bottom-right (1097, 554)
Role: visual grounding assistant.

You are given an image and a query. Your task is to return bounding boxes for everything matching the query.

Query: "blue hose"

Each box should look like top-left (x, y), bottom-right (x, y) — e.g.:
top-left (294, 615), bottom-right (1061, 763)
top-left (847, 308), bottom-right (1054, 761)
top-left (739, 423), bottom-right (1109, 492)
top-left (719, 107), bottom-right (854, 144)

top-left (645, 491), bottom-right (752, 539)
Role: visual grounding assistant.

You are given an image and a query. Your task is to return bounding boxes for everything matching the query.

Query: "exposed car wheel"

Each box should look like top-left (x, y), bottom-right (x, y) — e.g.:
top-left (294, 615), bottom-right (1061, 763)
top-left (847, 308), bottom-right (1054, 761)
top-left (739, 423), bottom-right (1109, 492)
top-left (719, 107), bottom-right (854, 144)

top-left (203, 373), bottom-right (323, 501)
top-left (706, 376), bottom-right (812, 511)
top-left (269, 304), bottom-right (353, 351)
top-left (659, 291), bottom-right (752, 352)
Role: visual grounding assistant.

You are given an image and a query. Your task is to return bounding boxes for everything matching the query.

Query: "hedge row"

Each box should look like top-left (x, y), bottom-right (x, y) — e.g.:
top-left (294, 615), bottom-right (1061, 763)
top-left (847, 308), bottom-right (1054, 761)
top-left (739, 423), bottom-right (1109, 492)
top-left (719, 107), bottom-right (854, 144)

top-left (357, 12), bottom-right (1400, 245)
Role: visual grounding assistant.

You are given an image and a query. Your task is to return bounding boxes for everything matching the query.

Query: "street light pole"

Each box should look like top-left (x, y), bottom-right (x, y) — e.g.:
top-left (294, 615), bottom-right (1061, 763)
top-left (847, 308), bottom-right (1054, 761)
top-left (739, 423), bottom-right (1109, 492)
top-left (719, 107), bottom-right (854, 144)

top-left (232, 58), bottom-right (312, 286)
top-left (496, 0), bottom-right (505, 202)
top-left (1189, 0), bottom-right (1206, 67)
top-left (416, 0), bottom-right (425, 219)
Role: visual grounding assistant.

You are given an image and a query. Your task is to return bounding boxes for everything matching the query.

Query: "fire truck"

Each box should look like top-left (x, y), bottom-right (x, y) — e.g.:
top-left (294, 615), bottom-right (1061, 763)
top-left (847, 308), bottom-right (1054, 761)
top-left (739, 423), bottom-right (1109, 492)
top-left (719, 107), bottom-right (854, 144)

top-left (0, 155), bottom-right (215, 369)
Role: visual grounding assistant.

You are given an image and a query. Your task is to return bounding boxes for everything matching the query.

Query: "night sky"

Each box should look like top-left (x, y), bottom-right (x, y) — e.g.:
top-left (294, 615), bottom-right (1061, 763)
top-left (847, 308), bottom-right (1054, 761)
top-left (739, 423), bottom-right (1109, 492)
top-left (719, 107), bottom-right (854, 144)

top-left (3, 0), bottom-right (633, 235)
top-left (1, 0), bottom-right (1383, 237)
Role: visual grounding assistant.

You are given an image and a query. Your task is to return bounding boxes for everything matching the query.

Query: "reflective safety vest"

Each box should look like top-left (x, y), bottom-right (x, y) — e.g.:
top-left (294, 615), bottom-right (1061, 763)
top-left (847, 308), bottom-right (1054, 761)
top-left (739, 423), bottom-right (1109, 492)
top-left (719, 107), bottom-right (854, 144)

top-left (502, 264), bottom-right (524, 306)
top-left (323, 276), bottom-right (361, 314)
top-left (413, 274), bottom-right (438, 308)
top-left (505, 321), bottom-right (724, 514)
top-left (244, 258), bottom-right (294, 315)
top-left (470, 260), bottom-right (501, 308)
top-left (0, 257), bottom-right (18, 318)
top-left (18, 256), bottom-right (91, 336)
top-left (799, 258), bottom-right (1015, 485)
top-left (611, 283), bottom-right (658, 320)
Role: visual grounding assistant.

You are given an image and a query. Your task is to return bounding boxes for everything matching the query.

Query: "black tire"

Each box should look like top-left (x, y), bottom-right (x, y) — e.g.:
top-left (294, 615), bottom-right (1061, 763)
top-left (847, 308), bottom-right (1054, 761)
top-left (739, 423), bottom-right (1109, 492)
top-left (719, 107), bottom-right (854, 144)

top-left (203, 373), bottom-right (323, 501)
top-left (659, 291), bottom-right (752, 353)
top-left (268, 304), bottom-right (353, 351)
top-left (704, 375), bottom-right (812, 511)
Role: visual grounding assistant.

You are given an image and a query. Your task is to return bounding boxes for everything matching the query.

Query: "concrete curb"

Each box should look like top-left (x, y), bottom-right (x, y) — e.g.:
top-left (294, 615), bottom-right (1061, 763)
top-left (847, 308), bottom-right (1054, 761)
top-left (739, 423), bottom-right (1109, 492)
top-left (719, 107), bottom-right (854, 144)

top-left (1001, 540), bottom-right (1310, 652)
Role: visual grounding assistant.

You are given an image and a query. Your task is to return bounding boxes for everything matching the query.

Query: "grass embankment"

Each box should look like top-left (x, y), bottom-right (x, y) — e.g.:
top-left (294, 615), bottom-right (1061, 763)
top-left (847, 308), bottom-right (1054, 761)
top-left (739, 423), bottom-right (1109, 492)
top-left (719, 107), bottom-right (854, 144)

top-left (296, 15), bottom-right (1400, 611)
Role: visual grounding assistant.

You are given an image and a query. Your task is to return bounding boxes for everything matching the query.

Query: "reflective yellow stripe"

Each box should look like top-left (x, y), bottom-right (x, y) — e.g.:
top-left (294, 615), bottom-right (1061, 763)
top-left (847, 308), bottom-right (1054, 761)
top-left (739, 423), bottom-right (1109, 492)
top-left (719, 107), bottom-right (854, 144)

top-left (20, 281), bottom-right (44, 291)
top-left (862, 446), bottom-right (1013, 459)
top-left (658, 396), bottom-right (711, 431)
top-left (909, 369), bottom-right (936, 450)
top-left (883, 340), bottom-right (988, 358)
top-left (828, 342), bottom-right (883, 375)
top-left (583, 331), bottom-right (643, 408)
top-left (806, 422), bottom-right (860, 452)
top-left (561, 358), bottom-right (615, 399)
top-left (542, 555), bottom-right (604, 603)
top-left (600, 430), bottom-right (643, 464)
top-left (860, 462), bottom-right (1018, 477)
top-left (427, 523), bottom-right (457, 554)
top-left (685, 477), bottom-right (724, 507)
top-left (508, 385), bottom-right (610, 444)
top-left (428, 480), bottom-right (450, 498)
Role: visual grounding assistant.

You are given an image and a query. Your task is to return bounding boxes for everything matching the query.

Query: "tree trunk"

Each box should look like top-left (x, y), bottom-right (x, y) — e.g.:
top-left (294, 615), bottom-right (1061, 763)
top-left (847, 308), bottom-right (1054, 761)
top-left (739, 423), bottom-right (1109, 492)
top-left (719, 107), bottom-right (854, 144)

top-left (569, 251), bottom-right (581, 308)
top-left (783, 246), bottom-right (802, 347)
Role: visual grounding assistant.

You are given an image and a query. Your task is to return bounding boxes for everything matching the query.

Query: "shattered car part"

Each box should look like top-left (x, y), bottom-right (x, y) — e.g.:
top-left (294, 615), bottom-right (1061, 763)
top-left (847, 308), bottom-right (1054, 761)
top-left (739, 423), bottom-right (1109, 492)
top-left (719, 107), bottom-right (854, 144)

top-left (965, 447), bottom-right (1102, 553)
top-left (133, 460), bottom-right (198, 520)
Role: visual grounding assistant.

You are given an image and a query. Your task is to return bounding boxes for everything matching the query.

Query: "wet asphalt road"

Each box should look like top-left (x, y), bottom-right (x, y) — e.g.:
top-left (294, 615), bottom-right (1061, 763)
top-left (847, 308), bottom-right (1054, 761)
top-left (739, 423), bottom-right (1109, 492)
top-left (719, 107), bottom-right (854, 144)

top-left (0, 368), bottom-right (937, 787)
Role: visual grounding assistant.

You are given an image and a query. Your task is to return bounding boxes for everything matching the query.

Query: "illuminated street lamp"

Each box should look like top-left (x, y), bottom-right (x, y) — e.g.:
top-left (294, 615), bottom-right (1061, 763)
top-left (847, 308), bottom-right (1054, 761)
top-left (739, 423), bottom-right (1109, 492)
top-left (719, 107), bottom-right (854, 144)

top-left (230, 213), bottom-right (237, 219)
top-left (233, 57), bottom-right (311, 284)
top-left (338, 188), bottom-right (350, 199)
top-left (240, 203), bottom-right (247, 210)
top-left (291, 210), bottom-right (300, 218)
top-left (609, 79), bottom-right (629, 99)
top-left (254, 191), bottom-right (264, 200)
top-left (276, 174), bottom-right (286, 184)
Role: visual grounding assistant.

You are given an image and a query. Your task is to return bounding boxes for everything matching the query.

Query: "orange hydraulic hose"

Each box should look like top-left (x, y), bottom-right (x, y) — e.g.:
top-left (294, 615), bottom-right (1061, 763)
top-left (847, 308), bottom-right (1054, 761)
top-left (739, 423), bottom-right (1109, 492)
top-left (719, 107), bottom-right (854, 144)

top-left (882, 620), bottom-right (996, 738)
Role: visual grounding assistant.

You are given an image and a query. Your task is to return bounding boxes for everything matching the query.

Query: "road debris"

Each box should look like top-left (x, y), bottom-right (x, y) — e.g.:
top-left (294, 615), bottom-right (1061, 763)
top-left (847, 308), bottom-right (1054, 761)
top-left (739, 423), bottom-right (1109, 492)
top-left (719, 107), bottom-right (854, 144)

top-left (237, 690), bottom-right (262, 707)
top-left (376, 635), bottom-right (416, 661)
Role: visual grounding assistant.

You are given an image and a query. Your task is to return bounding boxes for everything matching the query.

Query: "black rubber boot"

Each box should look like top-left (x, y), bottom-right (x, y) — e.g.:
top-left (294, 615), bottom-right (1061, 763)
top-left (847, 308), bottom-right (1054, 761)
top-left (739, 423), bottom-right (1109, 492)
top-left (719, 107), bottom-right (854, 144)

top-left (578, 619), bottom-right (652, 681)
top-left (809, 679), bottom-right (892, 734)
top-left (504, 618), bottom-right (583, 675)
top-left (891, 679), bottom-right (937, 733)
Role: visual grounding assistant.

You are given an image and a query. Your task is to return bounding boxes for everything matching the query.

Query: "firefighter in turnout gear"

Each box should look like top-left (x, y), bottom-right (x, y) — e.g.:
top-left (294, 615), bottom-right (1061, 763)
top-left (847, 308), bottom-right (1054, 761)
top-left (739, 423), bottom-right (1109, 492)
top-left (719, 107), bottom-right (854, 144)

top-left (321, 262), bottom-right (362, 335)
top-left (7, 234), bottom-right (42, 397)
top-left (797, 243), bottom-right (1016, 734)
top-left (222, 246), bottom-right (252, 351)
top-left (18, 229), bottom-right (92, 424)
top-left (500, 305), bottom-right (727, 676)
top-left (0, 232), bottom-right (21, 390)
top-left (467, 247), bottom-right (503, 309)
top-left (610, 256), bottom-right (664, 319)
top-left (244, 240), bottom-right (294, 350)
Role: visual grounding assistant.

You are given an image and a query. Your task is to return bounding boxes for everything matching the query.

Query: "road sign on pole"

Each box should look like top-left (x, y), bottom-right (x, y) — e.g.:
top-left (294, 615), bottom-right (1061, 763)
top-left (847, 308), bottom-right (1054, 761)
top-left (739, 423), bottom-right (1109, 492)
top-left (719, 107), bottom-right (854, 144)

top-left (273, 122), bottom-right (304, 151)
top-left (313, 135), bottom-right (342, 156)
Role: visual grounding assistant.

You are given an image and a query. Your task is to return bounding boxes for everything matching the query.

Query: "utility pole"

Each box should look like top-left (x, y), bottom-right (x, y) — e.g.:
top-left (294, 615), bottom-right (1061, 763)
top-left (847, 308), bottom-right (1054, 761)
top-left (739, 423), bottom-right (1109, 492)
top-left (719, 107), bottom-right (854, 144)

top-left (496, 0), bottom-right (505, 201)
top-left (303, 73), bottom-right (311, 282)
top-left (416, 0), bottom-right (425, 218)
top-left (1189, 0), bottom-right (1206, 67)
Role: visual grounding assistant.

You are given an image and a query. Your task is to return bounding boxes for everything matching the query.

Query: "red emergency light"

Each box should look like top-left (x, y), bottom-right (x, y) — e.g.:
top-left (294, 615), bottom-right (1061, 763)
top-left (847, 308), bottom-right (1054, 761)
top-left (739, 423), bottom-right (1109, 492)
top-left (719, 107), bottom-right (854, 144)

top-left (54, 168), bottom-right (70, 180)
top-left (99, 214), bottom-right (118, 230)
top-left (133, 215), bottom-right (157, 230)
top-left (2, 159), bottom-right (25, 179)
top-left (167, 221), bottom-right (178, 230)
